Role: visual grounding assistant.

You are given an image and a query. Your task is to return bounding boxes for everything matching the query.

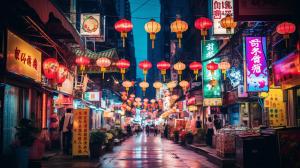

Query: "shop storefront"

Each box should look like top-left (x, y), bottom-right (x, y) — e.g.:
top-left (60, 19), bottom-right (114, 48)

top-left (1, 30), bottom-right (43, 153)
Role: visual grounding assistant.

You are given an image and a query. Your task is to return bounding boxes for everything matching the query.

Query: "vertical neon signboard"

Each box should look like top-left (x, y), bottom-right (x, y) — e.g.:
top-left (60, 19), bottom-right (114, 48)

top-left (202, 40), bottom-right (222, 106)
top-left (245, 37), bottom-right (268, 92)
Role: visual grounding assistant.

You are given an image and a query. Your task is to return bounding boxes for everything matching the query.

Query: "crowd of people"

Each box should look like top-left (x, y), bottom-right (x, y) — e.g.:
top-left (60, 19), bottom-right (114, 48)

top-left (126, 124), bottom-right (160, 136)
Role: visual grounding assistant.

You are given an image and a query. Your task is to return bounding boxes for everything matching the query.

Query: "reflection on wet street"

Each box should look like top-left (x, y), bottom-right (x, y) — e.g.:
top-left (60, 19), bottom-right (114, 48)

top-left (100, 133), bottom-right (217, 168)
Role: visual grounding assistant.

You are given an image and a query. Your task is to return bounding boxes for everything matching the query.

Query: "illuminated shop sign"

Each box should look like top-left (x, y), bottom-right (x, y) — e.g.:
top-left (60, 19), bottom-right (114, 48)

top-left (245, 37), bottom-right (268, 92)
top-left (84, 92), bottom-right (100, 101)
top-left (212, 0), bottom-right (234, 35)
top-left (202, 40), bottom-right (222, 106)
top-left (72, 109), bottom-right (89, 156)
top-left (6, 31), bottom-right (42, 82)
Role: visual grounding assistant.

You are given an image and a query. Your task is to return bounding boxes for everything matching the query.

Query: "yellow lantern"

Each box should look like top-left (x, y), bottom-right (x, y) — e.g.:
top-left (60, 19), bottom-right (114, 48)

top-left (219, 61), bottom-right (231, 79)
top-left (179, 80), bottom-right (189, 93)
top-left (170, 18), bottom-right (188, 48)
top-left (144, 19), bottom-right (161, 48)
top-left (153, 81), bottom-right (163, 91)
top-left (139, 81), bottom-right (149, 96)
top-left (135, 97), bottom-right (141, 102)
top-left (220, 15), bottom-right (237, 33)
top-left (174, 62), bottom-right (186, 81)
top-left (96, 57), bottom-right (111, 79)
top-left (167, 81), bottom-right (177, 92)
top-left (122, 80), bottom-right (133, 93)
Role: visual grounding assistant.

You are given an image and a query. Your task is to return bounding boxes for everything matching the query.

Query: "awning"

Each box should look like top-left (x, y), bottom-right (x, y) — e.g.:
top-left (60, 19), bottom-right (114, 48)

top-left (25, 0), bottom-right (82, 47)
top-left (73, 48), bottom-right (119, 60)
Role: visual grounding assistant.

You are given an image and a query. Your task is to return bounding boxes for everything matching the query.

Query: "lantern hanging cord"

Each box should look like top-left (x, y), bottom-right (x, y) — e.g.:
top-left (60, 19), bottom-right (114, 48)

top-left (63, 12), bottom-right (206, 20)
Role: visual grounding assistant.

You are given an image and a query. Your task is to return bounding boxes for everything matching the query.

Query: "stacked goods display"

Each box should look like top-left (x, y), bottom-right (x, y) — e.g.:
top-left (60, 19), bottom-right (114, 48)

top-left (215, 127), bottom-right (250, 157)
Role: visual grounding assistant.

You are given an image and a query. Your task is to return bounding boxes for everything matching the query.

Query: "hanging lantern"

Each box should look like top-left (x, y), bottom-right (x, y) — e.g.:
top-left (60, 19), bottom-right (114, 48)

top-left (194, 17), bottom-right (213, 42)
top-left (75, 56), bottom-right (90, 71)
top-left (219, 61), bottom-right (231, 79)
top-left (57, 65), bottom-right (68, 84)
top-left (153, 81), bottom-right (163, 96)
top-left (122, 80), bottom-right (133, 93)
top-left (206, 61), bottom-right (218, 75)
top-left (138, 60), bottom-right (152, 81)
top-left (114, 19), bottom-right (133, 48)
top-left (139, 81), bottom-right (149, 96)
top-left (145, 19), bottom-right (161, 48)
top-left (167, 81), bottom-right (177, 92)
top-left (189, 61), bottom-right (202, 80)
top-left (135, 97), bottom-right (141, 102)
top-left (170, 18), bottom-right (188, 48)
top-left (209, 79), bottom-right (218, 87)
top-left (96, 57), bottom-right (111, 79)
top-left (276, 22), bottom-right (296, 47)
top-left (157, 61), bottom-right (170, 82)
top-left (116, 59), bottom-right (130, 80)
top-left (179, 80), bottom-right (189, 93)
top-left (220, 15), bottom-right (237, 33)
top-left (174, 61), bottom-right (186, 81)
top-left (43, 58), bottom-right (59, 79)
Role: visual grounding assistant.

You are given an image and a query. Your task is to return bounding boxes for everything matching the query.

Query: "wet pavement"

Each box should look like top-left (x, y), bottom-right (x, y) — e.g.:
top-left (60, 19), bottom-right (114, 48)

top-left (100, 132), bottom-right (218, 168)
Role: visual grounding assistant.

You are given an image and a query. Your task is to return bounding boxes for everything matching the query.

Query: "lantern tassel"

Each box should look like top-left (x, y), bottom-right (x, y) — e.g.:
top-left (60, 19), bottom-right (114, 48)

top-left (179, 38), bottom-right (181, 48)
top-left (123, 37), bottom-right (125, 48)
top-left (152, 40), bottom-right (154, 49)
top-left (122, 74), bottom-right (124, 80)
top-left (195, 74), bottom-right (198, 80)
top-left (163, 74), bottom-right (166, 82)
top-left (102, 72), bottom-right (105, 79)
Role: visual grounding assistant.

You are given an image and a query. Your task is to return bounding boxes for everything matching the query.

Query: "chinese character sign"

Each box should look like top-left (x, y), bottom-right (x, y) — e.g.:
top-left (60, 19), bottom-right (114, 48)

top-left (72, 109), bottom-right (90, 156)
top-left (245, 37), bottom-right (268, 92)
top-left (201, 40), bottom-right (222, 106)
top-left (6, 31), bottom-right (42, 82)
top-left (201, 40), bottom-right (219, 61)
top-left (212, 0), bottom-right (234, 35)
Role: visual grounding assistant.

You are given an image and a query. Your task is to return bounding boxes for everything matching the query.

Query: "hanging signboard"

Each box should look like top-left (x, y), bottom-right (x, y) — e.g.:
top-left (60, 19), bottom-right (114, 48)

top-left (6, 30), bottom-right (42, 82)
top-left (84, 92), bottom-right (100, 101)
top-left (72, 109), bottom-right (89, 156)
top-left (202, 40), bottom-right (222, 106)
top-left (80, 13), bottom-right (100, 36)
top-left (245, 37), bottom-right (268, 92)
top-left (57, 72), bottom-right (74, 95)
top-left (212, 0), bottom-right (234, 35)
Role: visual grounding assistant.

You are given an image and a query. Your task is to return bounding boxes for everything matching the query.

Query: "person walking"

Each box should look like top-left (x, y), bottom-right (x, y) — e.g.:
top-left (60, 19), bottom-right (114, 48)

top-left (146, 125), bottom-right (150, 136)
top-left (154, 125), bottom-right (158, 136)
top-left (206, 117), bottom-right (214, 147)
top-left (214, 115), bottom-right (222, 131)
top-left (59, 108), bottom-right (73, 155)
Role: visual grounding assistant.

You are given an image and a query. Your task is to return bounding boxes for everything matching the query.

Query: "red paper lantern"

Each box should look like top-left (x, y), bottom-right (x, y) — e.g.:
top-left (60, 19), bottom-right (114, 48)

top-left (138, 60), bottom-right (152, 81)
top-left (206, 61), bottom-right (218, 75)
top-left (276, 22), bottom-right (296, 47)
top-left (114, 19), bottom-right (133, 48)
top-left (75, 56), bottom-right (90, 71)
top-left (43, 58), bottom-right (59, 79)
top-left (189, 61), bottom-right (202, 80)
top-left (194, 17), bottom-right (213, 41)
top-left (57, 65), bottom-right (68, 84)
top-left (116, 59), bottom-right (130, 80)
top-left (157, 61), bottom-right (170, 82)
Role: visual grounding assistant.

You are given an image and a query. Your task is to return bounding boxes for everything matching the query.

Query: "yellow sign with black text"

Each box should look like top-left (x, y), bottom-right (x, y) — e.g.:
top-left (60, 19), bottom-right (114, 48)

top-left (6, 30), bottom-right (42, 82)
top-left (72, 109), bottom-right (90, 156)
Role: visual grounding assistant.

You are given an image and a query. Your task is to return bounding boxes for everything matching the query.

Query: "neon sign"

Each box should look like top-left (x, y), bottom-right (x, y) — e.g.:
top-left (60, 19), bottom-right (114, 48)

top-left (245, 37), bottom-right (268, 92)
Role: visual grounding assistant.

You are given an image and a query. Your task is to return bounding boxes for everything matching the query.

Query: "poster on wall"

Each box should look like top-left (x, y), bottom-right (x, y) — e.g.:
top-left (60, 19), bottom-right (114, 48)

top-left (264, 88), bottom-right (286, 127)
top-left (72, 109), bottom-right (90, 156)
top-left (201, 40), bottom-right (222, 106)
top-left (245, 37), bottom-right (268, 92)
top-left (6, 30), bottom-right (42, 82)
top-left (212, 0), bottom-right (234, 35)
